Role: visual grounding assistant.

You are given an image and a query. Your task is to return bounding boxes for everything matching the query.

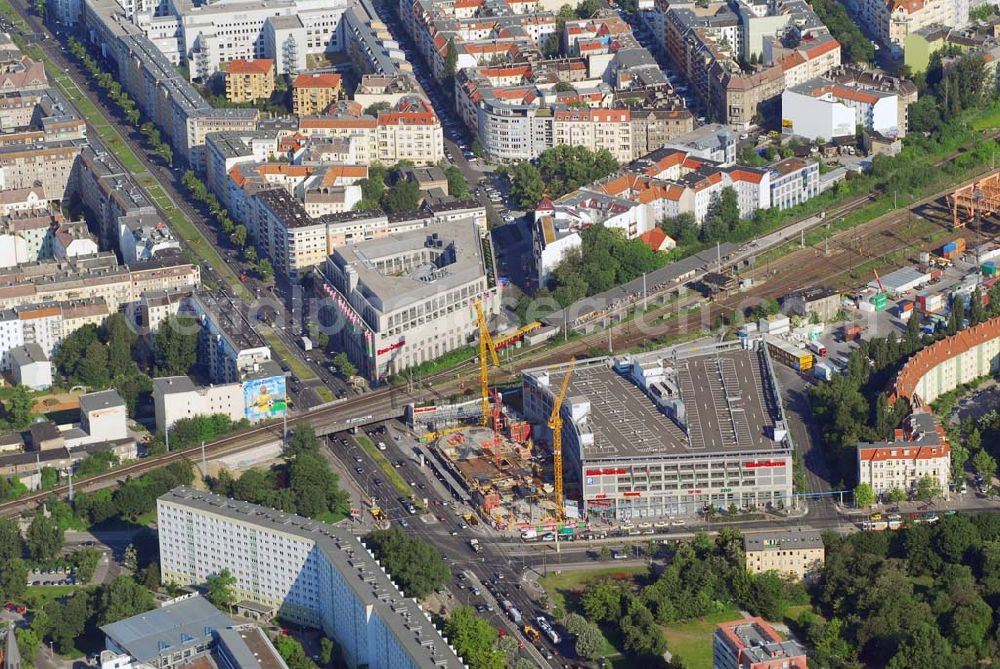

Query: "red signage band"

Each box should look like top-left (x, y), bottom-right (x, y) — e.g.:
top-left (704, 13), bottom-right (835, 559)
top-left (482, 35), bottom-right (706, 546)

top-left (377, 341), bottom-right (405, 355)
top-left (743, 460), bottom-right (785, 468)
top-left (585, 468), bottom-right (628, 476)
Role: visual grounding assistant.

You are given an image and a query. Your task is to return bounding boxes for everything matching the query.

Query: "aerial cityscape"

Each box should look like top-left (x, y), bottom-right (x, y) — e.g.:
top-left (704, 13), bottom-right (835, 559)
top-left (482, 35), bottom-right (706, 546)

top-left (0, 0), bottom-right (999, 666)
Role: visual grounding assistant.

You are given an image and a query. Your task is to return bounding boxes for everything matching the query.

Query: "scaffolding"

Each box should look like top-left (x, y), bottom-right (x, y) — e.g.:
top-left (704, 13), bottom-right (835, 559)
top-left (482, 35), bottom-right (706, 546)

top-left (950, 171), bottom-right (1000, 229)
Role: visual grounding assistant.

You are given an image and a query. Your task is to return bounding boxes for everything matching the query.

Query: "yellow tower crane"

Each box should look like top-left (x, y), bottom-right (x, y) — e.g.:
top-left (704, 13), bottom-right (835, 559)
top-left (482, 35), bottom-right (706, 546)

top-left (547, 357), bottom-right (575, 521)
top-left (474, 300), bottom-right (499, 428)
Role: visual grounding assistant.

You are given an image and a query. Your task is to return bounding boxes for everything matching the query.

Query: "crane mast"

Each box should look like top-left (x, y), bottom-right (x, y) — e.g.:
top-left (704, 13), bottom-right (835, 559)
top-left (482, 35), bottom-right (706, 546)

top-left (547, 358), bottom-right (575, 521)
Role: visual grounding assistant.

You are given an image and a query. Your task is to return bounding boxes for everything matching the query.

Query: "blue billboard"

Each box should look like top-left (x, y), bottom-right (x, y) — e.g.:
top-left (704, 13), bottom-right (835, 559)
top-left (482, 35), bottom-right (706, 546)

top-left (242, 374), bottom-right (288, 422)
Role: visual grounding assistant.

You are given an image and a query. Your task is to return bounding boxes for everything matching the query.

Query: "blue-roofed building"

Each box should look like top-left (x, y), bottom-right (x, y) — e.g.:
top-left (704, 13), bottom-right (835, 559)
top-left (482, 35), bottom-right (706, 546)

top-left (99, 595), bottom-right (286, 669)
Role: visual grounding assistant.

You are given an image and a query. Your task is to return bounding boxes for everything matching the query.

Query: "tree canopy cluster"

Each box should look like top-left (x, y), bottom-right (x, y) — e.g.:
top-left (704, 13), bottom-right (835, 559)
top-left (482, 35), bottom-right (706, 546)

top-left (910, 49), bottom-right (992, 135)
top-left (54, 314), bottom-right (153, 417)
top-left (364, 527), bottom-right (451, 598)
top-left (804, 515), bottom-right (1000, 668)
top-left (508, 145), bottom-right (618, 208)
top-left (36, 574), bottom-right (155, 655)
top-left (544, 224), bottom-right (669, 306)
top-left (211, 425), bottom-right (350, 520)
top-left (579, 529), bottom-right (805, 664)
top-left (443, 606), bottom-right (506, 669)
top-left (353, 162), bottom-right (426, 214)
top-left (167, 414), bottom-right (249, 451)
top-left (809, 0), bottom-right (874, 64)
top-left (72, 460), bottom-right (195, 525)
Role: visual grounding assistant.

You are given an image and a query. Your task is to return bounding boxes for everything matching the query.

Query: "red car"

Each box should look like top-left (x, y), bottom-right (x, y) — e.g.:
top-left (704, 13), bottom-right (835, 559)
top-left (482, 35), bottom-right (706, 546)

top-left (15, 606), bottom-right (25, 614)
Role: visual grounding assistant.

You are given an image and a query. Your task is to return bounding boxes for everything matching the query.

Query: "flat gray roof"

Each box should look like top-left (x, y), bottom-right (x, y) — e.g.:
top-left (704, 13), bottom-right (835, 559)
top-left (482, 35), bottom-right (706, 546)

top-left (100, 595), bottom-right (232, 662)
top-left (158, 488), bottom-right (464, 669)
top-left (534, 346), bottom-right (785, 460)
top-left (329, 221), bottom-right (486, 314)
top-left (743, 528), bottom-right (824, 553)
top-left (79, 389), bottom-right (125, 413)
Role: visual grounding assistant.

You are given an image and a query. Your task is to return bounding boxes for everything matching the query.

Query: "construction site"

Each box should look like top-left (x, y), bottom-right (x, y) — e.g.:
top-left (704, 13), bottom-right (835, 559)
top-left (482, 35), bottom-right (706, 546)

top-left (411, 302), bottom-right (582, 533)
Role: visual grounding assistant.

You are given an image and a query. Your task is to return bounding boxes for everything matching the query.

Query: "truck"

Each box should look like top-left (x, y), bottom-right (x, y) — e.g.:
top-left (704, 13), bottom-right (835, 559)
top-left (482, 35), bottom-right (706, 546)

top-left (806, 341), bottom-right (827, 357)
top-left (299, 336), bottom-right (313, 351)
top-left (508, 606), bottom-right (523, 625)
top-left (522, 625), bottom-right (540, 641)
top-left (520, 528), bottom-right (537, 541)
top-left (544, 628), bottom-right (561, 645)
top-left (813, 363), bottom-right (834, 382)
top-left (469, 538), bottom-right (483, 553)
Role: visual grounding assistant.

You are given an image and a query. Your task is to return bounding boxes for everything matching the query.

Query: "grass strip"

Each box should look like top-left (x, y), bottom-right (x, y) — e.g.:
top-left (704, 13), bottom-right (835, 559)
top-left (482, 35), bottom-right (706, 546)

top-left (356, 433), bottom-right (414, 500)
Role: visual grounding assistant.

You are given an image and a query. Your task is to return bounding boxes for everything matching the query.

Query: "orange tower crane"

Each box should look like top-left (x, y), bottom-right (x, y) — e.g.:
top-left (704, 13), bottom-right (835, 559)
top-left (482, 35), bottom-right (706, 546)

top-left (547, 357), bottom-right (575, 520)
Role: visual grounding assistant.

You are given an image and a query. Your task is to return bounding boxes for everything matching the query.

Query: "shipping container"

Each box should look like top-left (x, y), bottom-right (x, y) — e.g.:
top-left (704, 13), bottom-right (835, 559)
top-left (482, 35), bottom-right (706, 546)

top-left (844, 324), bottom-right (862, 341)
top-left (943, 250), bottom-right (958, 260)
top-left (930, 269), bottom-right (944, 281)
top-left (814, 363), bottom-right (834, 381)
top-left (871, 293), bottom-right (888, 310)
top-left (942, 241), bottom-right (958, 255)
top-left (765, 337), bottom-right (814, 371)
top-left (984, 262), bottom-right (998, 277)
top-left (955, 238), bottom-right (967, 253)
top-left (807, 340), bottom-right (827, 357)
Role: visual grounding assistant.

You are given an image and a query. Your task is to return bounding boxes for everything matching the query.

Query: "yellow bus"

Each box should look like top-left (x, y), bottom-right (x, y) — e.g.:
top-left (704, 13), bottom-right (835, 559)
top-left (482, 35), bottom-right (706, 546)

top-left (765, 337), bottom-right (814, 372)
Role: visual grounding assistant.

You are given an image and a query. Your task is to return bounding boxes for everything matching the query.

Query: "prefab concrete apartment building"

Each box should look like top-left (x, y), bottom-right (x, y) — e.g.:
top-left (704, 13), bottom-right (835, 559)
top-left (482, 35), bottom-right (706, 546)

top-left (157, 488), bottom-right (464, 669)
top-left (522, 340), bottom-right (795, 520)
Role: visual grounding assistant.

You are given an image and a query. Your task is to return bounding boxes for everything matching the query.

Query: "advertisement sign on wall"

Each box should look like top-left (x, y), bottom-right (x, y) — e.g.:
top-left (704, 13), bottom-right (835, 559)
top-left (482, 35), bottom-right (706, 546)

top-left (242, 374), bottom-right (288, 422)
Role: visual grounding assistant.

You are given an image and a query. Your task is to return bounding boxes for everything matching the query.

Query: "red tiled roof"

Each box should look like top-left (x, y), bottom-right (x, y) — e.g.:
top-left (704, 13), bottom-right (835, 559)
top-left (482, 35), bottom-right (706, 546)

top-left (293, 73), bottom-right (342, 89)
top-left (227, 58), bottom-right (273, 75)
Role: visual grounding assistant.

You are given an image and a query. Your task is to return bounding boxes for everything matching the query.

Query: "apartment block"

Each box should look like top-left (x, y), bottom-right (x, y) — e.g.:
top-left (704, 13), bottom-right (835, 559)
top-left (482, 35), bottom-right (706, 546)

top-left (743, 529), bottom-right (825, 580)
top-left (714, 618), bottom-right (809, 669)
top-left (156, 487), bottom-right (465, 669)
top-left (658, 0), bottom-right (841, 128)
top-left (782, 77), bottom-right (901, 141)
top-left (292, 73), bottom-right (344, 116)
top-left (858, 0), bottom-right (969, 56)
top-left (767, 157), bottom-right (819, 211)
top-left (225, 59), bottom-right (275, 104)
top-left (857, 411), bottom-right (951, 498)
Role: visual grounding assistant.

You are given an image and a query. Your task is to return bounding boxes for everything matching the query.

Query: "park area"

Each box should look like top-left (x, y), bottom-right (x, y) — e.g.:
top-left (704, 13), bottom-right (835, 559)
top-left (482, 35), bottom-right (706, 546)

top-left (539, 563), bottom-right (805, 669)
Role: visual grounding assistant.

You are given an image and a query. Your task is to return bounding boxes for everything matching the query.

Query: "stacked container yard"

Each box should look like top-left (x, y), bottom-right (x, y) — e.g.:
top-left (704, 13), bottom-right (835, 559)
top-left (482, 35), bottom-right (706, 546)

top-left (917, 290), bottom-right (945, 314)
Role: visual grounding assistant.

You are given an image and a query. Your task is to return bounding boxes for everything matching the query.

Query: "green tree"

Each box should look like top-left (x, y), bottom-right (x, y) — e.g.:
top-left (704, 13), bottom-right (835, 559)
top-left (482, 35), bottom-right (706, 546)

top-left (973, 449), bottom-right (996, 482)
top-left (243, 245), bottom-right (258, 263)
top-left (71, 547), bottom-right (103, 584)
top-left (887, 487), bottom-right (908, 504)
top-left (443, 37), bottom-right (458, 81)
top-left (257, 258), bottom-right (274, 282)
top-left (575, 622), bottom-right (605, 661)
top-left (206, 568), bottom-right (238, 611)
top-left (916, 474), bottom-right (944, 503)
top-left (0, 517), bottom-right (23, 563)
top-left (445, 166), bottom-right (469, 198)
top-left (286, 424), bottom-right (320, 456)
top-left (26, 512), bottom-right (63, 562)
top-left (380, 179), bottom-right (421, 214)
top-left (153, 316), bottom-right (199, 375)
top-left (576, 0), bottom-right (600, 17)
top-left (854, 482), bottom-right (876, 508)
top-left (364, 102), bottom-right (391, 117)
top-left (138, 562), bottom-right (161, 591)
top-left (365, 528), bottom-right (451, 598)
top-left (509, 161), bottom-right (544, 209)
top-left (332, 352), bottom-right (356, 378)
top-left (5, 385), bottom-right (34, 430)
top-left (104, 312), bottom-right (138, 378)
top-left (444, 606), bottom-right (504, 669)
top-left (45, 588), bottom-right (94, 654)
top-left (0, 558), bottom-right (27, 600)
top-left (230, 224), bottom-right (248, 248)
top-left (97, 575), bottom-right (155, 625)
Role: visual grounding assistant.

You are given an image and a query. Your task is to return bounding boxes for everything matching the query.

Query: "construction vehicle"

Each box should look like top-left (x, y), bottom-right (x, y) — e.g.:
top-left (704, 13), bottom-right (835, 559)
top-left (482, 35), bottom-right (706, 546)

top-left (547, 358), bottom-right (576, 520)
top-left (421, 425), bottom-right (466, 442)
top-left (522, 625), bottom-right (541, 642)
top-left (872, 268), bottom-right (886, 295)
